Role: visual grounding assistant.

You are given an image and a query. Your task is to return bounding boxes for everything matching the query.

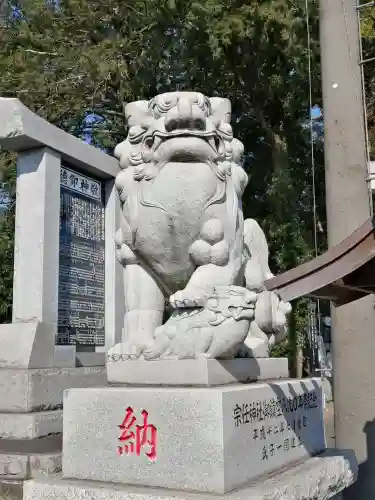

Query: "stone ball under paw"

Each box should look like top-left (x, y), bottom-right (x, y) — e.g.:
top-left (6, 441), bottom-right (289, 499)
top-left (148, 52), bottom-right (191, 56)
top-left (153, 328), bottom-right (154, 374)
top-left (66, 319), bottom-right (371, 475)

top-left (200, 219), bottom-right (224, 244)
top-left (210, 240), bottom-right (230, 266)
top-left (189, 239), bottom-right (212, 265)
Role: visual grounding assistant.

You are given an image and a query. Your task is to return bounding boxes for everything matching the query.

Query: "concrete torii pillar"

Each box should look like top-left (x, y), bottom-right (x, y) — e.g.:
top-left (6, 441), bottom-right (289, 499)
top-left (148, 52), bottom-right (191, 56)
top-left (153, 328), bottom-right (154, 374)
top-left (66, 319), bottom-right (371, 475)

top-left (319, 0), bottom-right (375, 497)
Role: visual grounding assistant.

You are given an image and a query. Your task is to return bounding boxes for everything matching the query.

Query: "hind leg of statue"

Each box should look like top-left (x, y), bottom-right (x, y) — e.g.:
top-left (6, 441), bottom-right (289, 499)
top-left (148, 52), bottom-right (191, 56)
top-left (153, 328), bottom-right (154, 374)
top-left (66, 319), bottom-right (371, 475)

top-left (107, 262), bottom-right (164, 360)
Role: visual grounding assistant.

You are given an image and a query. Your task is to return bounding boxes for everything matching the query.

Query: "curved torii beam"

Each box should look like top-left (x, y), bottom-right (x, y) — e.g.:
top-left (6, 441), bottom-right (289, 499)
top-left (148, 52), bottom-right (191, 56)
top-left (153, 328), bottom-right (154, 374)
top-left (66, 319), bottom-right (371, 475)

top-left (265, 216), bottom-right (375, 307)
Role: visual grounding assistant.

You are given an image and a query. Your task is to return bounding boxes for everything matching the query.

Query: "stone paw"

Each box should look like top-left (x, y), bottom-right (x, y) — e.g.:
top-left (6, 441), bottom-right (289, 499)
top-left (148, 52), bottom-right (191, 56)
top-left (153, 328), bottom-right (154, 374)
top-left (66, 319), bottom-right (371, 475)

top-left (106, 341), bottom-right (146, 361)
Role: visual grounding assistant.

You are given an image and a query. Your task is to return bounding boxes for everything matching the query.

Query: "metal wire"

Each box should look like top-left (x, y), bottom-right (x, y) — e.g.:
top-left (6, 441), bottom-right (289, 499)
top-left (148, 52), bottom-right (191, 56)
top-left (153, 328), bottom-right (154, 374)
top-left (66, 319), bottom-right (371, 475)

top-left (356, 1), bottom-right (375, 10)
top-left (305, 0), bottom-right (322, 346)
top-left (305, 0), bottom-right (318, 258)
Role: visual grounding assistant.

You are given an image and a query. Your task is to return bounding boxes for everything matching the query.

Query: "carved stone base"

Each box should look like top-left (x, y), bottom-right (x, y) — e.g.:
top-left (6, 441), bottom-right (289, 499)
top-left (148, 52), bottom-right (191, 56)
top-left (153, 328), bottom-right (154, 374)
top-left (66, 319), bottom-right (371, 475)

top-left (0, 366), bottom-right (106, 499)
top-left (106, 357), bottom-right (288, 386)
top-left (0, 367), bottom-right (107, 412)
top-left (62, 378), bottom-right (325, 494)
top-left (22, 450), bottom-right (358, 500)
top-left (0, 450), bottom-right (61, 480)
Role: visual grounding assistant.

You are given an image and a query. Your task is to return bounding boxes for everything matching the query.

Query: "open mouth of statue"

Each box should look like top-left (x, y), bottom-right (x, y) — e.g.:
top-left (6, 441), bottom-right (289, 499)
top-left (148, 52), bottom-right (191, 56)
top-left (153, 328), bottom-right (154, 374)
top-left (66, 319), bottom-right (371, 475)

top-left (143, 130), bottom-right (224, 161)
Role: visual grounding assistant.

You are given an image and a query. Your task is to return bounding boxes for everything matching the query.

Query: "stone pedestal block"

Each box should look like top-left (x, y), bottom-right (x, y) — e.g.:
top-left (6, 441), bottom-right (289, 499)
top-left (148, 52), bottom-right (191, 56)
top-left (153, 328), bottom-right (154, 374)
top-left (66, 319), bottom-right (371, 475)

top-left (0, 450), bottom-right (61, 480)
top-left (0, 451), bottom-right (61, 500)
top-left (0, 411), bottom-right (63, 439)
top-left (0, 479), bottom-right (24, 500)
top-left (54, 347), bottom-right (75, 369)
top-left (0, 367), bottom-right (106, 412)
top-left (23, 449), bottom-right (357, 500)
top-left (62, 378), bottom-right (325, 494)
top-left (0, 322), bottom-right (55, 370)
top-left (0, 366), bottom-right (107, 499)
top-left (106, 358), bottom-right (288, 386)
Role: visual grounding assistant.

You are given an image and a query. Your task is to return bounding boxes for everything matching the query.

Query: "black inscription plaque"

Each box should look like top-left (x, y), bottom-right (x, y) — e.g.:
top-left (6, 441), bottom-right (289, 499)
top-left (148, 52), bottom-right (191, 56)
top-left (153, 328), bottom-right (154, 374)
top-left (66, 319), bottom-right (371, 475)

top-left (57, 165), bottom-right (105, 346)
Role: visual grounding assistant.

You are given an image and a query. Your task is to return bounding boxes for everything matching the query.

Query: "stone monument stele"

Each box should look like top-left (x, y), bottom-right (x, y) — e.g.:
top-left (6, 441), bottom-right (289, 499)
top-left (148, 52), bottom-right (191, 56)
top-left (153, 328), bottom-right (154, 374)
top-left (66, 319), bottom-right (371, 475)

top-left (0, 96), bottom-right (125, 499)
top-left (23, 92), bottom-right (357, 500)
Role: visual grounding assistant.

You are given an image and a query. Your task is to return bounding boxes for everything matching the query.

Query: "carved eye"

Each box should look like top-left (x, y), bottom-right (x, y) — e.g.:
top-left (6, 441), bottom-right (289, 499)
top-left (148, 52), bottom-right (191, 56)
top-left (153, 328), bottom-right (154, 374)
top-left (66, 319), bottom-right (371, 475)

top-left (144, 137), bottom-right (154, 149)
top-left (129, 126), bottom-right (145, 138)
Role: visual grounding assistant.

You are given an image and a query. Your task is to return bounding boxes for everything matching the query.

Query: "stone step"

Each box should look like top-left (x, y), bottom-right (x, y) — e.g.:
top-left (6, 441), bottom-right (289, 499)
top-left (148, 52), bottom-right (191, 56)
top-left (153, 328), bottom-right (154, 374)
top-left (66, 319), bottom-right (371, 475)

top-left (0, 367), bottom-right (106, 412)
top-left (0, 478), bottom-right (23, 500)
top-left (0, 436), bottom-right (62, 454)
top-left (0, 451), bottom-right (61, 481)
top-left (0, 411), bottom-right (63, 440)
top-left (23, 450), bottom-right (357, 500)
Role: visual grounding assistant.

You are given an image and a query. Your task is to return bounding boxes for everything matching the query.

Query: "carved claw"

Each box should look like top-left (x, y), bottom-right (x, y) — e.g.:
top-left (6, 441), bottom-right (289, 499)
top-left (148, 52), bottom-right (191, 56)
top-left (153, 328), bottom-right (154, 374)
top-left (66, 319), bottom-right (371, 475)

top-left (169, 291), bottom-right (184, 308)
top-left (169, 290), bottom-right (203, 309)
top-left (129, 346), bottom-right (142, 360)
top-left (107, 341), bottom-right (146, 361)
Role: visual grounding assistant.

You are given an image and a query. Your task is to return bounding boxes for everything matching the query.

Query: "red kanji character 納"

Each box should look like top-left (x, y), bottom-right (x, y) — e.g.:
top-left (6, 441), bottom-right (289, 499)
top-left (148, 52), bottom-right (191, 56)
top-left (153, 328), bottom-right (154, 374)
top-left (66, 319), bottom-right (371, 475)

top-left (117, 407), bottom-right (158, 461)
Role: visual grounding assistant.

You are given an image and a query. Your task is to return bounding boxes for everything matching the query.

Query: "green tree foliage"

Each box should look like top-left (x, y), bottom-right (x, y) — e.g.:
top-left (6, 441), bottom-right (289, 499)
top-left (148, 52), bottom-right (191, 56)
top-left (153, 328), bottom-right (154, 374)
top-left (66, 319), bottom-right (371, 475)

top-left (0, 151), bottom-right (16, 323)
top-left (0, 207), bottom-right (14, 323)
top-left (360, 4), bottom-right (375, 159)
top-left (0, 1), bottom-right (325, 351)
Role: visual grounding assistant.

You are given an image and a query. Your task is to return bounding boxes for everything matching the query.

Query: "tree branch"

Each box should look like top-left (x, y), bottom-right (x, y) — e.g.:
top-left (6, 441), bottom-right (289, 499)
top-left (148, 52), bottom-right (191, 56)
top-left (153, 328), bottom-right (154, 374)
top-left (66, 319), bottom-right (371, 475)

top-left (99, 109), bottom-right (124, 118)
top-left (24, 49), bottom-right (58, 56)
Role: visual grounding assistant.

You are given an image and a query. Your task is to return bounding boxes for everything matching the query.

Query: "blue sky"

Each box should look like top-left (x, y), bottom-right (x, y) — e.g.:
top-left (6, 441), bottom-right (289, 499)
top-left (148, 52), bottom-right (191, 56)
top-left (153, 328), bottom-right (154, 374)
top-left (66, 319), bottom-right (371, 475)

top-left (311, 105), bottom-right (322, 120)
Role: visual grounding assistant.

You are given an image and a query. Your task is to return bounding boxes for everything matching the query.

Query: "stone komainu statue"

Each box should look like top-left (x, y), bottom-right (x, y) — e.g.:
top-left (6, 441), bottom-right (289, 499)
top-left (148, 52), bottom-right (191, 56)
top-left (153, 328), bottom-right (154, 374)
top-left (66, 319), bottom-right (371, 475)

top-left (109, 92), bottom-right (291, 360)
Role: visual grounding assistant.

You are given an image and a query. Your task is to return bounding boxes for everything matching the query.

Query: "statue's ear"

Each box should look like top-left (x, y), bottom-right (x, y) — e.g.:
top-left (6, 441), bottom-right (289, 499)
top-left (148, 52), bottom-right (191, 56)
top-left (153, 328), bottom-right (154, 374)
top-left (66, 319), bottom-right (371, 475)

top-left (209, 97), bottom-right (232, 126)
top-left (123, 100), bottom-right (152, 128)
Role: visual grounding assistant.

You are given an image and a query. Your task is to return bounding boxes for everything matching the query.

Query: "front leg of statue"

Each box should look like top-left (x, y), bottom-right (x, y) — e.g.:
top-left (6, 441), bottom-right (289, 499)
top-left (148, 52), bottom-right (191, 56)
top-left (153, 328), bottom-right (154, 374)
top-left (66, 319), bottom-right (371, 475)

top-left (107, 260), bottom-right (164, 360)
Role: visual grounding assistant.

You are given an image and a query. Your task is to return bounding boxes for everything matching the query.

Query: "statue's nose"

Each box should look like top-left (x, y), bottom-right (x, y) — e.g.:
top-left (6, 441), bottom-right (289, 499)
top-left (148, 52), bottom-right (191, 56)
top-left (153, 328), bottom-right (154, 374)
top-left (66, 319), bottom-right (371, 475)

top-left (165, 97), bottom-right (206, 132)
